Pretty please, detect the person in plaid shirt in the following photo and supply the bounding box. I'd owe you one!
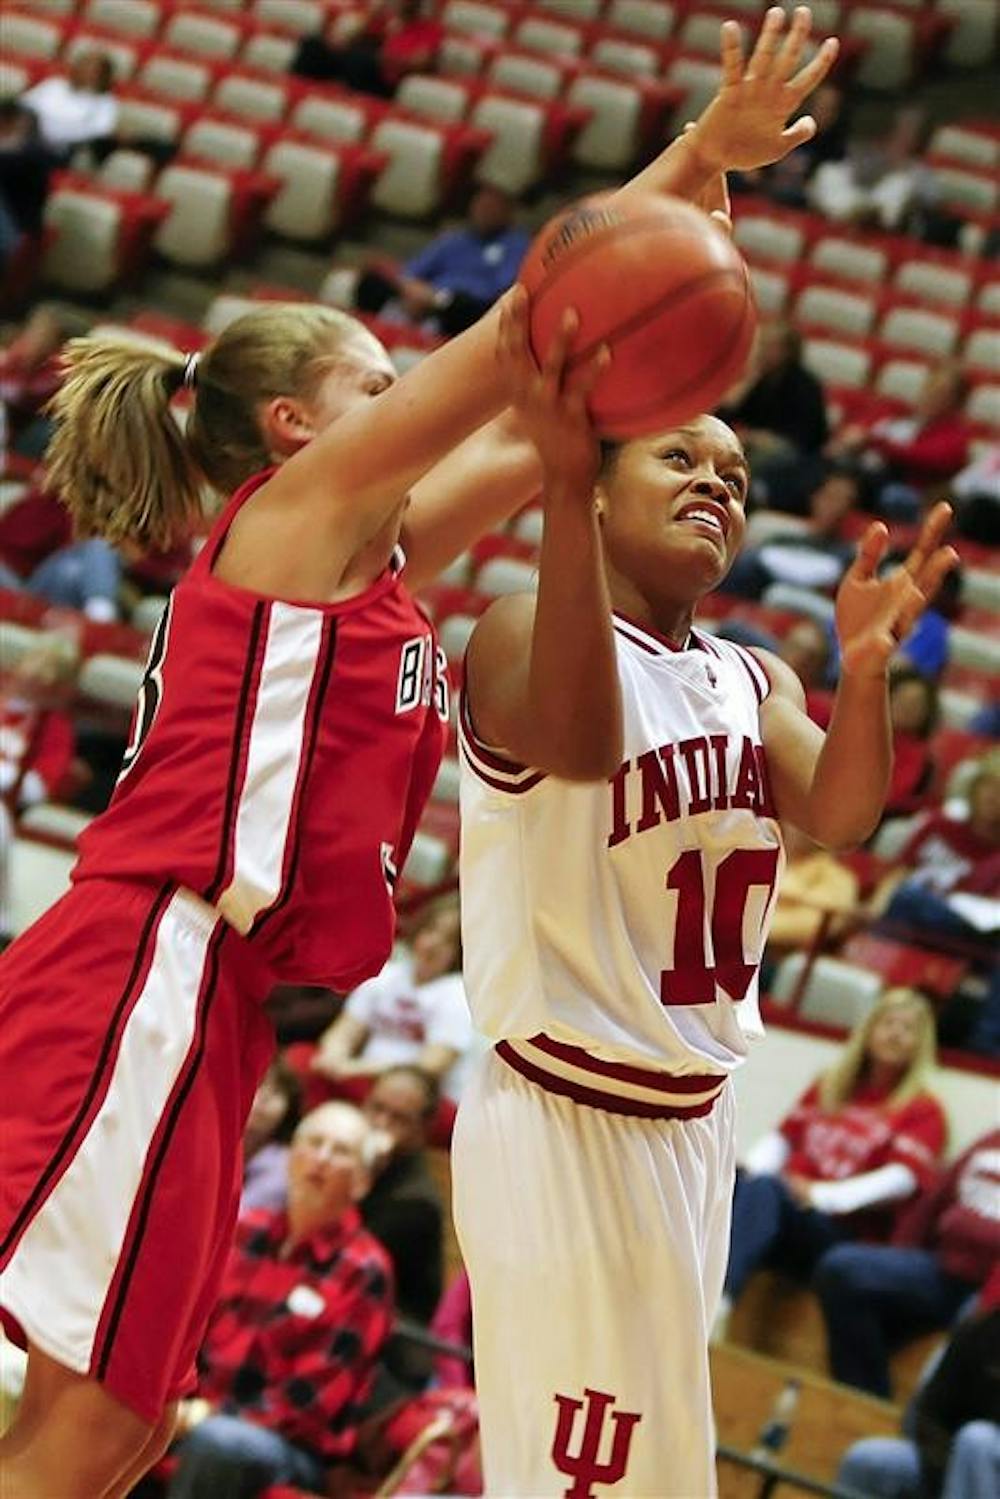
[166,1102,393,1499]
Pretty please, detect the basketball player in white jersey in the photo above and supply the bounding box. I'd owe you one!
[452,291,957,1496]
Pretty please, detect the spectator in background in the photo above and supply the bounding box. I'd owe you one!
[0,100,52,271]
[950,443,999,548]
[361,1065,444,1334]
[0,634,80,949]
[884,667,939,820]
[21,50,118,158]
[1,306,74,463]
[354,185,530,336]
[828,361,972,519]
[240,1055,302,1215]
[0,477,122,622]
[430,1270,474,1390]
[293,0,442,99]
[718,322,828,504]
[310,897,472,1106]
[717,989,946,1336]
[165,1103,392,1499]
[734,82,850,207]
[762,822,859,985]
[720,466,861,600]
[894,562,962,681]
[778,615,836,725]
[808,107,934,233]
[814,1128,1000,1398]
[836,1278,1000,1499]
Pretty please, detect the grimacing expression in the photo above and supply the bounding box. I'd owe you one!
[598,415,749,596]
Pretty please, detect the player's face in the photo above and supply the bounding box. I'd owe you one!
[865,1004,922,1072]
[598,415,749,596]
[306,333,398,433]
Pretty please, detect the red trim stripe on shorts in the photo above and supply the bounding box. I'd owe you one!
[496,1035,727,1120]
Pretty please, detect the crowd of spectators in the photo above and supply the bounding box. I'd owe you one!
[1,6,998,1494]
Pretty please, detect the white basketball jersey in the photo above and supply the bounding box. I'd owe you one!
[459,614,784,1083]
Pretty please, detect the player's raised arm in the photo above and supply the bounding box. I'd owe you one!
[399,6,839,586]
[754,504,959,849]
[465,293,621,783]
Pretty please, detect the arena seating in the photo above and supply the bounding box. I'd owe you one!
[2,6,998,1481]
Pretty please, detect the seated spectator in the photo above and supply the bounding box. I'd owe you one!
[763,823,859,980]
[718,988,946,1333]
[720,467,860,600]
[165,1103,393,1499]
[837,1276,1000,1499]
[950,443,999,548]
[240,1055,302,1216]
[0,101,52,271]
[0,480,122,621]
[354,185,530,336]
[893,563,962,681]
[814,1128,1000,1398]
[874,753,1000,936]
[20,50,118,159]
[828,362,972,518]
[733,82,849,208]
[808,108,935,233]
[884,667,939,820]
[429,1270,474,1390]
[777,615,835,726]
[0,634,80,816]
[293,0,442,99]
[310,897,472,1105]
[361,1065,444,1334]
[1,307,73,462]
[717,322,828,507]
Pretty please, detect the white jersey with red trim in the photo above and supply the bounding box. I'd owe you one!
[458,614,784,1089]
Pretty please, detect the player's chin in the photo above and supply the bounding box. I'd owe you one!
[665,533,732,590]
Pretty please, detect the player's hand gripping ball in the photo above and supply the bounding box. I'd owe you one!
[519,190,757,440]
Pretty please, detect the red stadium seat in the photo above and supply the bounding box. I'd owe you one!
[212,64,296,122]
[135,47,224,103]
[261,133,387,240]
[153,159,280,266]
[839,933,969,1001]
[367,110,492,218]
[80,0,165,42]
[568,68,680,172]
[43,174,170,293]
[182,112,282,171]
[605,0,678,42]
[1,8,70,61]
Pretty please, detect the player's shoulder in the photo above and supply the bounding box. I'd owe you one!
[748,646,806,710]
[465,592,537,679]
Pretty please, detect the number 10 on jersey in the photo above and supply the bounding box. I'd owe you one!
[662,847,781,1006]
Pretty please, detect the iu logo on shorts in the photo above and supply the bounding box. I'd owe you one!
[551,1387,642,1498]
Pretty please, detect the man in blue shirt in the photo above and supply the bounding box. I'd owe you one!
[356,185,530,335]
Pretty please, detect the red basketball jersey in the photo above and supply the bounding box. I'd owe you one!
[74,472,448,990]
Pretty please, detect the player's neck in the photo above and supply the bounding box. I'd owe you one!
[606,574,695,650]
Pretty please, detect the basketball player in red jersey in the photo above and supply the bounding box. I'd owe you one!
[454,311,957,1494]
[0,10,839,1497]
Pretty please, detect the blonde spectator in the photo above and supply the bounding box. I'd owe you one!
[718,988,947,1332]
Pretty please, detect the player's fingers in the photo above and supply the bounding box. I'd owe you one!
[775,4,812,80]
[780,117,817,156]
[746,7,786,79]
[912,545,960,605]
[848,520,889,580]
[710,210,734,237]
[541,307,580,393]
[904,500,954,575]
[788,36,840,101]
[568,344,611,402]
[497,285,534,378]
[719,19,745,85]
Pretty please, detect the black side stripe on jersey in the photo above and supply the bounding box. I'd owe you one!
[0,882,174,1267]
[93,920,226,1382]
[204,601,268,907]
[252,616,338,937]
[730,642,771,705]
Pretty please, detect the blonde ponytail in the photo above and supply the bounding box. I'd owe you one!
[46,337,205,552]
[46,302,370,551]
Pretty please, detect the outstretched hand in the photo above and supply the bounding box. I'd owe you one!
[496,287,608,500]
[690,5,840,173]
[835,503,959,678]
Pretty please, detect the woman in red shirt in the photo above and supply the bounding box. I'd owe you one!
[719,987,946,1325]
[884,666,938,819]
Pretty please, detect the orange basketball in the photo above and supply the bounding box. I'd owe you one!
[519,191,757,440]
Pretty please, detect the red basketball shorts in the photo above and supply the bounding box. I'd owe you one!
[0,878,276,1424]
